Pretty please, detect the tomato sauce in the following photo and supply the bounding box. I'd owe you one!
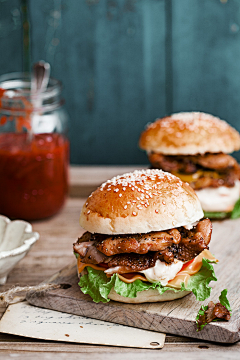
[0,132,69,220]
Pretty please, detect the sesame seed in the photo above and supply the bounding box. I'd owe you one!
[124,205,127,209]
[155,209,159,213]
[132,212,137,216]
[162,201,166,205]
[87,210,90,215]
[119,194,122,197]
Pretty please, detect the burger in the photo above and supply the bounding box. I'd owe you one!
[73,169,217,303]
[139,112,240,219]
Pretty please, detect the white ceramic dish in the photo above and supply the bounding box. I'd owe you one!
[0,215,39,285]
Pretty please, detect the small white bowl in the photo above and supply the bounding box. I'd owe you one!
[0,215,39,285]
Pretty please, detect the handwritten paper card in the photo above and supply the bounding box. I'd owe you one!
[0,302,165,349]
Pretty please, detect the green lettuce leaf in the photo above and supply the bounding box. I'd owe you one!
[79,267,182,303]
[230,198,240,219]
[203,197,240,220]
[196,305,209,331]
[195,289,231,331]
[79,257,217,303]
[219,289,232,313]
[74,252,79,259]
[203,211,230,219]
[181,258,217,301]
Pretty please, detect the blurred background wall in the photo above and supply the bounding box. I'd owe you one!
[1,0,240,164]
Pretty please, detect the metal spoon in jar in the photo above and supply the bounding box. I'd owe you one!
[31,61,51,134]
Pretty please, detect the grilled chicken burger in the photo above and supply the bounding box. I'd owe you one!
[139,112,240,218]
[73,169,217,303]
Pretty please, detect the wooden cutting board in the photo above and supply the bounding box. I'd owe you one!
[26,218,240,344]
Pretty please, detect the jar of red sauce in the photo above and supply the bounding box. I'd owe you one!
[0,73,69,220]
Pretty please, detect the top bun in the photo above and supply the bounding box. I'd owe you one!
[79,169,203,235]
[139,112,240,155]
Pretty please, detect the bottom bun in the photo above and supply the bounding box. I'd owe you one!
[79,268,191,303]
[108,288,191,303]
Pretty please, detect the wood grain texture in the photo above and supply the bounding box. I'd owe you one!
[69,165,147,197]
[0,166,240,355]
[0,0,23,76]
[171,0,240,162]
[28,0,166,165]
[27,217,240,344]
[0,349,239,360]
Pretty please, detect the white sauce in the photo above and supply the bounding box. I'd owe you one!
[141,259,183,286]
[183,221,199,230]
[195,181,240,212]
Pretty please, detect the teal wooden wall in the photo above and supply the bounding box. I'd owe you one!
[1,0,240,164]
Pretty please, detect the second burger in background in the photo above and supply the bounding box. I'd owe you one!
[139,112,240,219]
[73,169,217,304]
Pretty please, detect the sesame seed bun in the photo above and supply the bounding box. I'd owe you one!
[79,169,204,235]
[139,112,240,155]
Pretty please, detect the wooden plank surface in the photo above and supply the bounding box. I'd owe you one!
[0,166,240,357]
[26,218,240,344]
[69,165,147,197]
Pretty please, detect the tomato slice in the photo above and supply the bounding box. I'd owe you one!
[98,262,109,269]
[179,258,194,272]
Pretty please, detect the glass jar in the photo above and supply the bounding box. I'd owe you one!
[0,72,69,220]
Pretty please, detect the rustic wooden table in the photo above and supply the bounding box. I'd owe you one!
[0,166,239,359]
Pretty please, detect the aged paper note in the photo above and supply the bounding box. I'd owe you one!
[0,302,165,349]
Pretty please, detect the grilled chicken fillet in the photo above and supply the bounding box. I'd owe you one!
[73,219,212,272]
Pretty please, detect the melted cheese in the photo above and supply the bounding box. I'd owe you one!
[77,249,217,286]
[172,170,221,183]
[77,257,106,275]
[118,273,148,283]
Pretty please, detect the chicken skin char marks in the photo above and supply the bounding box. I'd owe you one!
[73,219,212,270]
